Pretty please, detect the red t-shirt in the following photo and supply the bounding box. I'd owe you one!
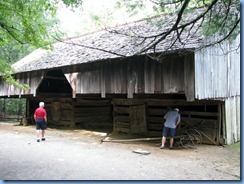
[34,107,47,119]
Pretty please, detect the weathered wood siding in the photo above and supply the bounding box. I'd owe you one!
[63,53,195,100]
[195,35,240,145]
[225,96,240,144]
[27,97,112,129]
[195,35,240,99]
[0,53,195,100]
[27,98,73,127]
[48,98,73,127]
[0,71,44,97]
[73,98,112,129]
[112,98,223,144]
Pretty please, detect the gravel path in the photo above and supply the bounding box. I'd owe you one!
[0,122,240,180]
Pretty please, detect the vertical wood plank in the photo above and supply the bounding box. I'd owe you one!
[184,54,195,101]
[130,104,147,134]
[127,58,136,98]
[137,57,144,93]
[101,63,106,98]
[154,61,162,93]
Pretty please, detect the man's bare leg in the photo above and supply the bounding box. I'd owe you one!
[160,136,166,148]
[36,130,41,142]
[170,137,174,148]
[41,130,45,141]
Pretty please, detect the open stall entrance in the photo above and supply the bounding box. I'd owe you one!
[112,97,224,145]
[36,69,72,96]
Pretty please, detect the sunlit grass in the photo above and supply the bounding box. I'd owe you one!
[227,141,240,150]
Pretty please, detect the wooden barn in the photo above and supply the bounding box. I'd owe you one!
[0,15,240,145]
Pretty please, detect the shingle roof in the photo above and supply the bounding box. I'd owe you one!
[12,9,205,73]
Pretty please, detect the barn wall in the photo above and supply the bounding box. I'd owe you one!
[27,98,73,128]
[27,97,112,129]
[0,53,195,100]
[195,35,240,145]
[0,71,44,97]
[112,98,223,145]
[73,98,112,129]
[25,96,224,145]
[195,35,240,99]
[225,96,240,144]
[63,53,195,100]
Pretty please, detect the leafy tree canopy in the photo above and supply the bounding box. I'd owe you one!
[115,0,240,54]
[0,0,82,89]
[0,0,82,48]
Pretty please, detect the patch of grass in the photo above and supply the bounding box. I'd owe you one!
[227,142,240,150]
[1,119,19,123]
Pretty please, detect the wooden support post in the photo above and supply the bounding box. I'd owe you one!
[71,99,75,128]
[217,104,221,145]
[101,64,106,98]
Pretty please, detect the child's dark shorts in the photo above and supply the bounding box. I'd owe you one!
[36,119,47,130]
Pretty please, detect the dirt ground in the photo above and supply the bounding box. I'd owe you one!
[0,121,240,180]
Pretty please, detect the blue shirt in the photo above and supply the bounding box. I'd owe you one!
[164,110,181,129]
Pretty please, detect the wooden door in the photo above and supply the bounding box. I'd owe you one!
[52,101,61,121]
[130,104,147,134]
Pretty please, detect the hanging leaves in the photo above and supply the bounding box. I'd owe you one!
[0,0,82,88]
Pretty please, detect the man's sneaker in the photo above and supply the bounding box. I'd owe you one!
[37,139,40,142]
[41,138,45,141]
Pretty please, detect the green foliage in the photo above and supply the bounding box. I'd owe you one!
[0,40,36,65]
[90,14,102,26]
[115,0,145,16]
[0,0,82,88]
[201,0,240,42]
[228,141,240,149]
[0,98,26,116]
[0,0,82,49]
[116,0,240,43]
[0,0,54,48]
[62,0,83,8]
[0,59,29,90]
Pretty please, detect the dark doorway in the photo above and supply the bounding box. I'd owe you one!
[36,69,72,94]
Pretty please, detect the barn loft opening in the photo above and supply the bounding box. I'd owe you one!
[36,69,72,94]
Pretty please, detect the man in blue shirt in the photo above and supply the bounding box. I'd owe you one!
[160,108,181,149]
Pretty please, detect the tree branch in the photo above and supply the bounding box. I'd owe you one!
[201,18,240,48]
[137,0,191,54]
[123,0,219,55]
[0,22,25,44]
[53,36,126,57]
